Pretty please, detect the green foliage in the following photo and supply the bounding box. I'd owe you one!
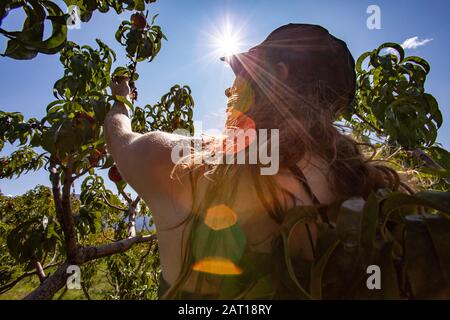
[313,190,450,299]
[0,111,41,152]
[0,0,158,60]
[6,216,60,267]
[105,242,160,300]
[33,39,115,166]
[227,190,450,299]
[0,0,67,59]
[78,174,124,236]
[0,186,61,280]
[133,85,195,134]
[343,42,450,190]
[346,42,442,149]
[115,12,166,62]
[63,0,157,22]
[53,39,115,100]
[0,146,46,179]
[0,0,195,299]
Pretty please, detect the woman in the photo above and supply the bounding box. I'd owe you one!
[106,24,400,299]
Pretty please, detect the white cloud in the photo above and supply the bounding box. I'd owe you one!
[381,36,433,56]
[401,36,433,50]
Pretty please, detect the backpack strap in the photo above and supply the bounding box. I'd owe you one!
[289,165,333,227]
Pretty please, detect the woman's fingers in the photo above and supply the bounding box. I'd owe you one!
[110,76,131,96]
[111,75,130,85]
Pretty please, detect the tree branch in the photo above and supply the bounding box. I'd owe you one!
[49,160,64,228]
[24,262,71,300]
[72,164,96,180]
[81,283,92,300]
[32,254,46,283]
[135,240,154,272]
[59,158,80,262]
[127,196,140,237]
[353,111,384,135]
[23,233,157,300]
[120,190,133,204]
[80,234,156,262]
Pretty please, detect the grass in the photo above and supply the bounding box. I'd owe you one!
[0,262,114,300]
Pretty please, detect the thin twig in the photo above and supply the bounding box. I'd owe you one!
[0,262,61,295]
[120,190,133,204]
[135,240,154,272]
[354,111,384,135]
[72,164,96,180]
[101,192,127,212]
[102,229,116,242]
[81,283,92,300]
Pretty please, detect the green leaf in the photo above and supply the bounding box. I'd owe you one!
[404,215,449,297]
[112,66,128,76]
[46,99,66,113]
[427,146,450,170]
[381,192,450,230]
[360,192,379,256]
[34,1,68,54]
[134,0,145,11]
[377,42,405,62]
[376,242,401,298]
[403,56,431,74]
[414,190,450,212]
[419,167,450,179]
[3,39,38,60]
[310,240,340,299]
[115,179,127,193]
[112,95,134,110]
[423,216,450,284]
[281,232,312,299]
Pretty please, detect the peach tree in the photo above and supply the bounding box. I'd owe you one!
[0,1,193,299]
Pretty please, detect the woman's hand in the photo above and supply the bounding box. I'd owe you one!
[110,76,131,99]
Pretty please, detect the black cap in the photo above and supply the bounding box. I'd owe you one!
[221,23,356,104]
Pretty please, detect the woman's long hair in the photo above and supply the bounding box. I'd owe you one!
[162,45,402,299]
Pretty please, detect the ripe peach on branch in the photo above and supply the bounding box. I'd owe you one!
[131,13,147,29]
[108,164,123,183]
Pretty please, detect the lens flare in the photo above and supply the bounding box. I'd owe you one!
[193,257,243,275]
[204,204,238,231]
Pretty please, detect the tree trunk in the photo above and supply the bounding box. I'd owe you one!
[24,262,71,300]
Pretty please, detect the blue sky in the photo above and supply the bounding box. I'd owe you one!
[1,0,449,196]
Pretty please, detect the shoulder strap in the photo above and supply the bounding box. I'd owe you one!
[289,165,321,205]
[288,165,332,224]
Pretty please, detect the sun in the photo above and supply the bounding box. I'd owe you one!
[209,17,245,59]
[215,31,241,58]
